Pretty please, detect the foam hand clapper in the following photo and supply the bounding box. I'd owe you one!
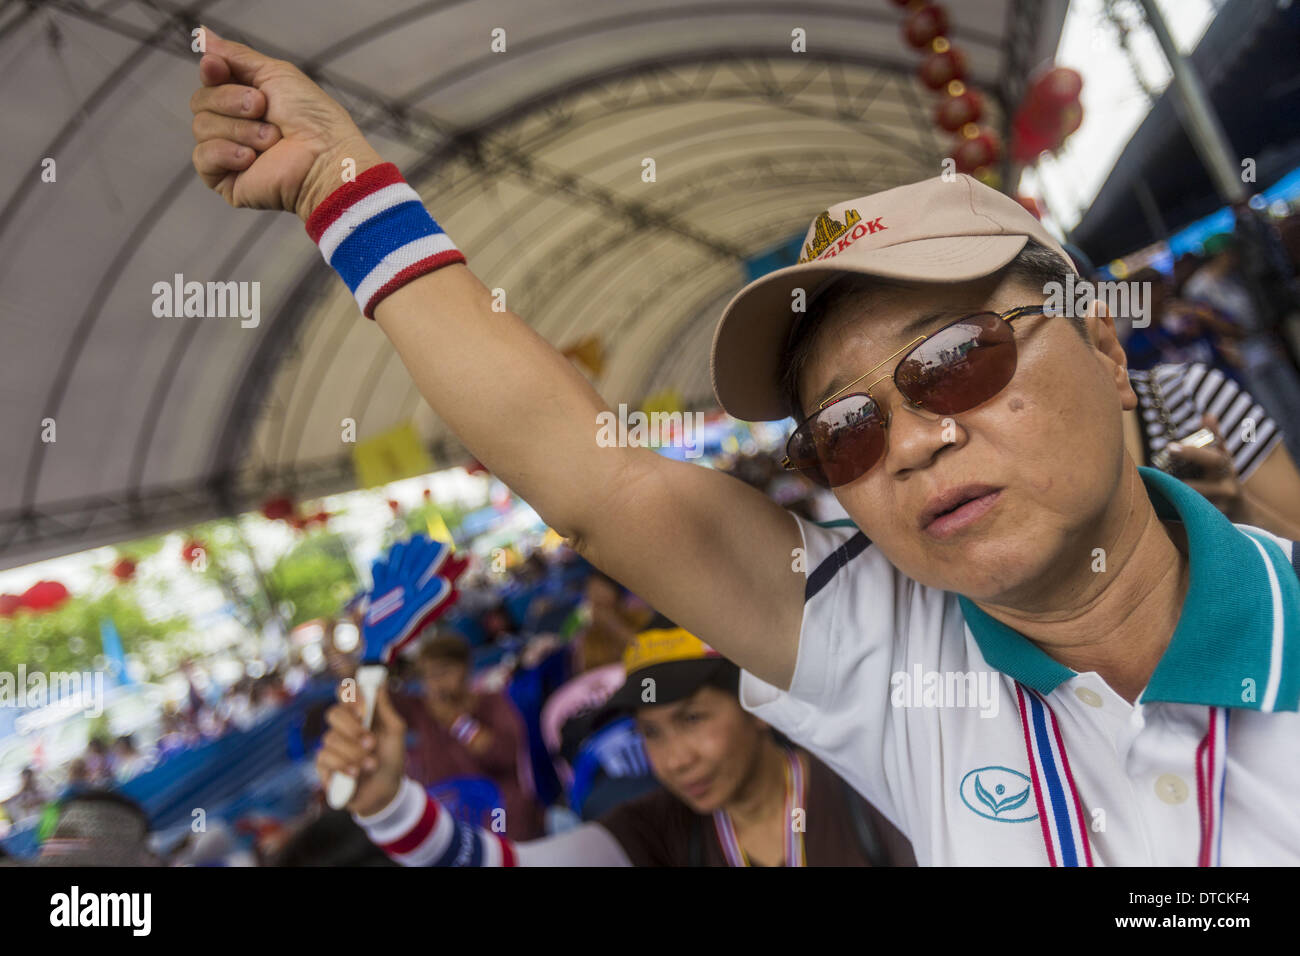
[327,534,469,809]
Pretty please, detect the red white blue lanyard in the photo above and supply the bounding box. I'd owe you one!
[1014,684,1228,866]
[713,748,806,867]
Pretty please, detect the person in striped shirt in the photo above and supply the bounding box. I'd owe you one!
[1124,360,1300,540]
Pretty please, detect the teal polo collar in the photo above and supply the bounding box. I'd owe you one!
[959,466,1300,712]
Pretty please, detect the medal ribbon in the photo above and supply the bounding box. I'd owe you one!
[713,748,806,867]
[1016,684,1228,866]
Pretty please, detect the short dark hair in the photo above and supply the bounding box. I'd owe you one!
[777,238,1082,421]
[55,788,151,835]
[417,630,470,667]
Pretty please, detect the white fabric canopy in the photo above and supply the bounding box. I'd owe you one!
[0,0,1066,568]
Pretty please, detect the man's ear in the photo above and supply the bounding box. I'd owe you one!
[1088,300,1139,412]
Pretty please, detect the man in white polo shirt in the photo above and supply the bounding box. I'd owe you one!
[738,468,1298,865]
[187,34,1299,865]
[709,183,1300,867]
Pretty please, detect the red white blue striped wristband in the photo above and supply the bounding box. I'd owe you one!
[450,714,482,745]
[305,162,465,319]
[355,777,517,867]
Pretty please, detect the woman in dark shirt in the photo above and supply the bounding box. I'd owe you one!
[323,620,915,867]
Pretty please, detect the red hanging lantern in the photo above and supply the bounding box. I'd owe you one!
[1010,110,1055,164]
[903,4,949,49]
[1011,65,1085,161]
[1030,67,1083,111]
[111,557,137,582]
[260,496,295,522]
[918,46,966,90]
[20,580,70,612]
[182,539,205,566]
[952,127,1003,174]
[935,88,983,132]
[0,593,22,617]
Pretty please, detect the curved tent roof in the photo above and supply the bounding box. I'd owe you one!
[0,0,1066,569]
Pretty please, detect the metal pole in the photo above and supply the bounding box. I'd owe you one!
[1135,0,1246,203]
[1133,177,1169,244]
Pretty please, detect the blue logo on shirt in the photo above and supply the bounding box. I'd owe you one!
[960,767,1038,822]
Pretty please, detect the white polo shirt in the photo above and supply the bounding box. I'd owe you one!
[740,466,1300,866]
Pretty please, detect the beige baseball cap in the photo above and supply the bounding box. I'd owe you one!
[709,173,1076,422]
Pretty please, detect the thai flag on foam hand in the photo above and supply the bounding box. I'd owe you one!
[1015,684,1094,867]
[362,535,470,666]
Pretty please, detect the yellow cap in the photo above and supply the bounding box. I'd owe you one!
[622,627,719,676]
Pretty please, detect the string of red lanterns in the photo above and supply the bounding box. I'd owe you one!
[886,1,1084,184]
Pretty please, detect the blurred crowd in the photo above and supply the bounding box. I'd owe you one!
[0,664,306,836]
[4,203,1300,867]
[1112,204,1300,463]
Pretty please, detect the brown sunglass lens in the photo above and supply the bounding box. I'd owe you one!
[787,394,887,488]
[896,312,1016,415]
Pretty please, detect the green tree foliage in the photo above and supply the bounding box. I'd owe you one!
[265,530,360,629]
[0,587,186,675]
[179,517,361,632]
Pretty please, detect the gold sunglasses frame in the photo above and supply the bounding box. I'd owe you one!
[780,304,1048,474]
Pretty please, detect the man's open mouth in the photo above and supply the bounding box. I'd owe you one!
[920,485,1003,539]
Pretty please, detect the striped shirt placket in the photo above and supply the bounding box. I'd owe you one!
[1016,684,1231,867]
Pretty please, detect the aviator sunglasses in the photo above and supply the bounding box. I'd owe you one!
[782,305,1049,487]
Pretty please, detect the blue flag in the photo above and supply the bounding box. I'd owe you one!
[99,617,132,686]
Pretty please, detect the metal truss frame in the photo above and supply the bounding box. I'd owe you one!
[0,0,1032,568]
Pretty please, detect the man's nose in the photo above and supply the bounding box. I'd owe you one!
[878,388,963,477]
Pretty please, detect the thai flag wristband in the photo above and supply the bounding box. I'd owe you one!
[355,777,517,867]
[450,714,482,745]
[305,162,465,319]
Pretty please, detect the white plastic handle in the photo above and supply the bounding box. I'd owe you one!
[327,664,388,810]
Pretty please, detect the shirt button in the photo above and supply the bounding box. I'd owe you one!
[1155,774,1189,805]
[1074,687,1103,708]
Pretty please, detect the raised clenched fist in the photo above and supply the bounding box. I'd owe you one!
[188,27,381,220]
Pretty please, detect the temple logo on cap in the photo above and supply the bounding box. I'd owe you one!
[801,207,862,262]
